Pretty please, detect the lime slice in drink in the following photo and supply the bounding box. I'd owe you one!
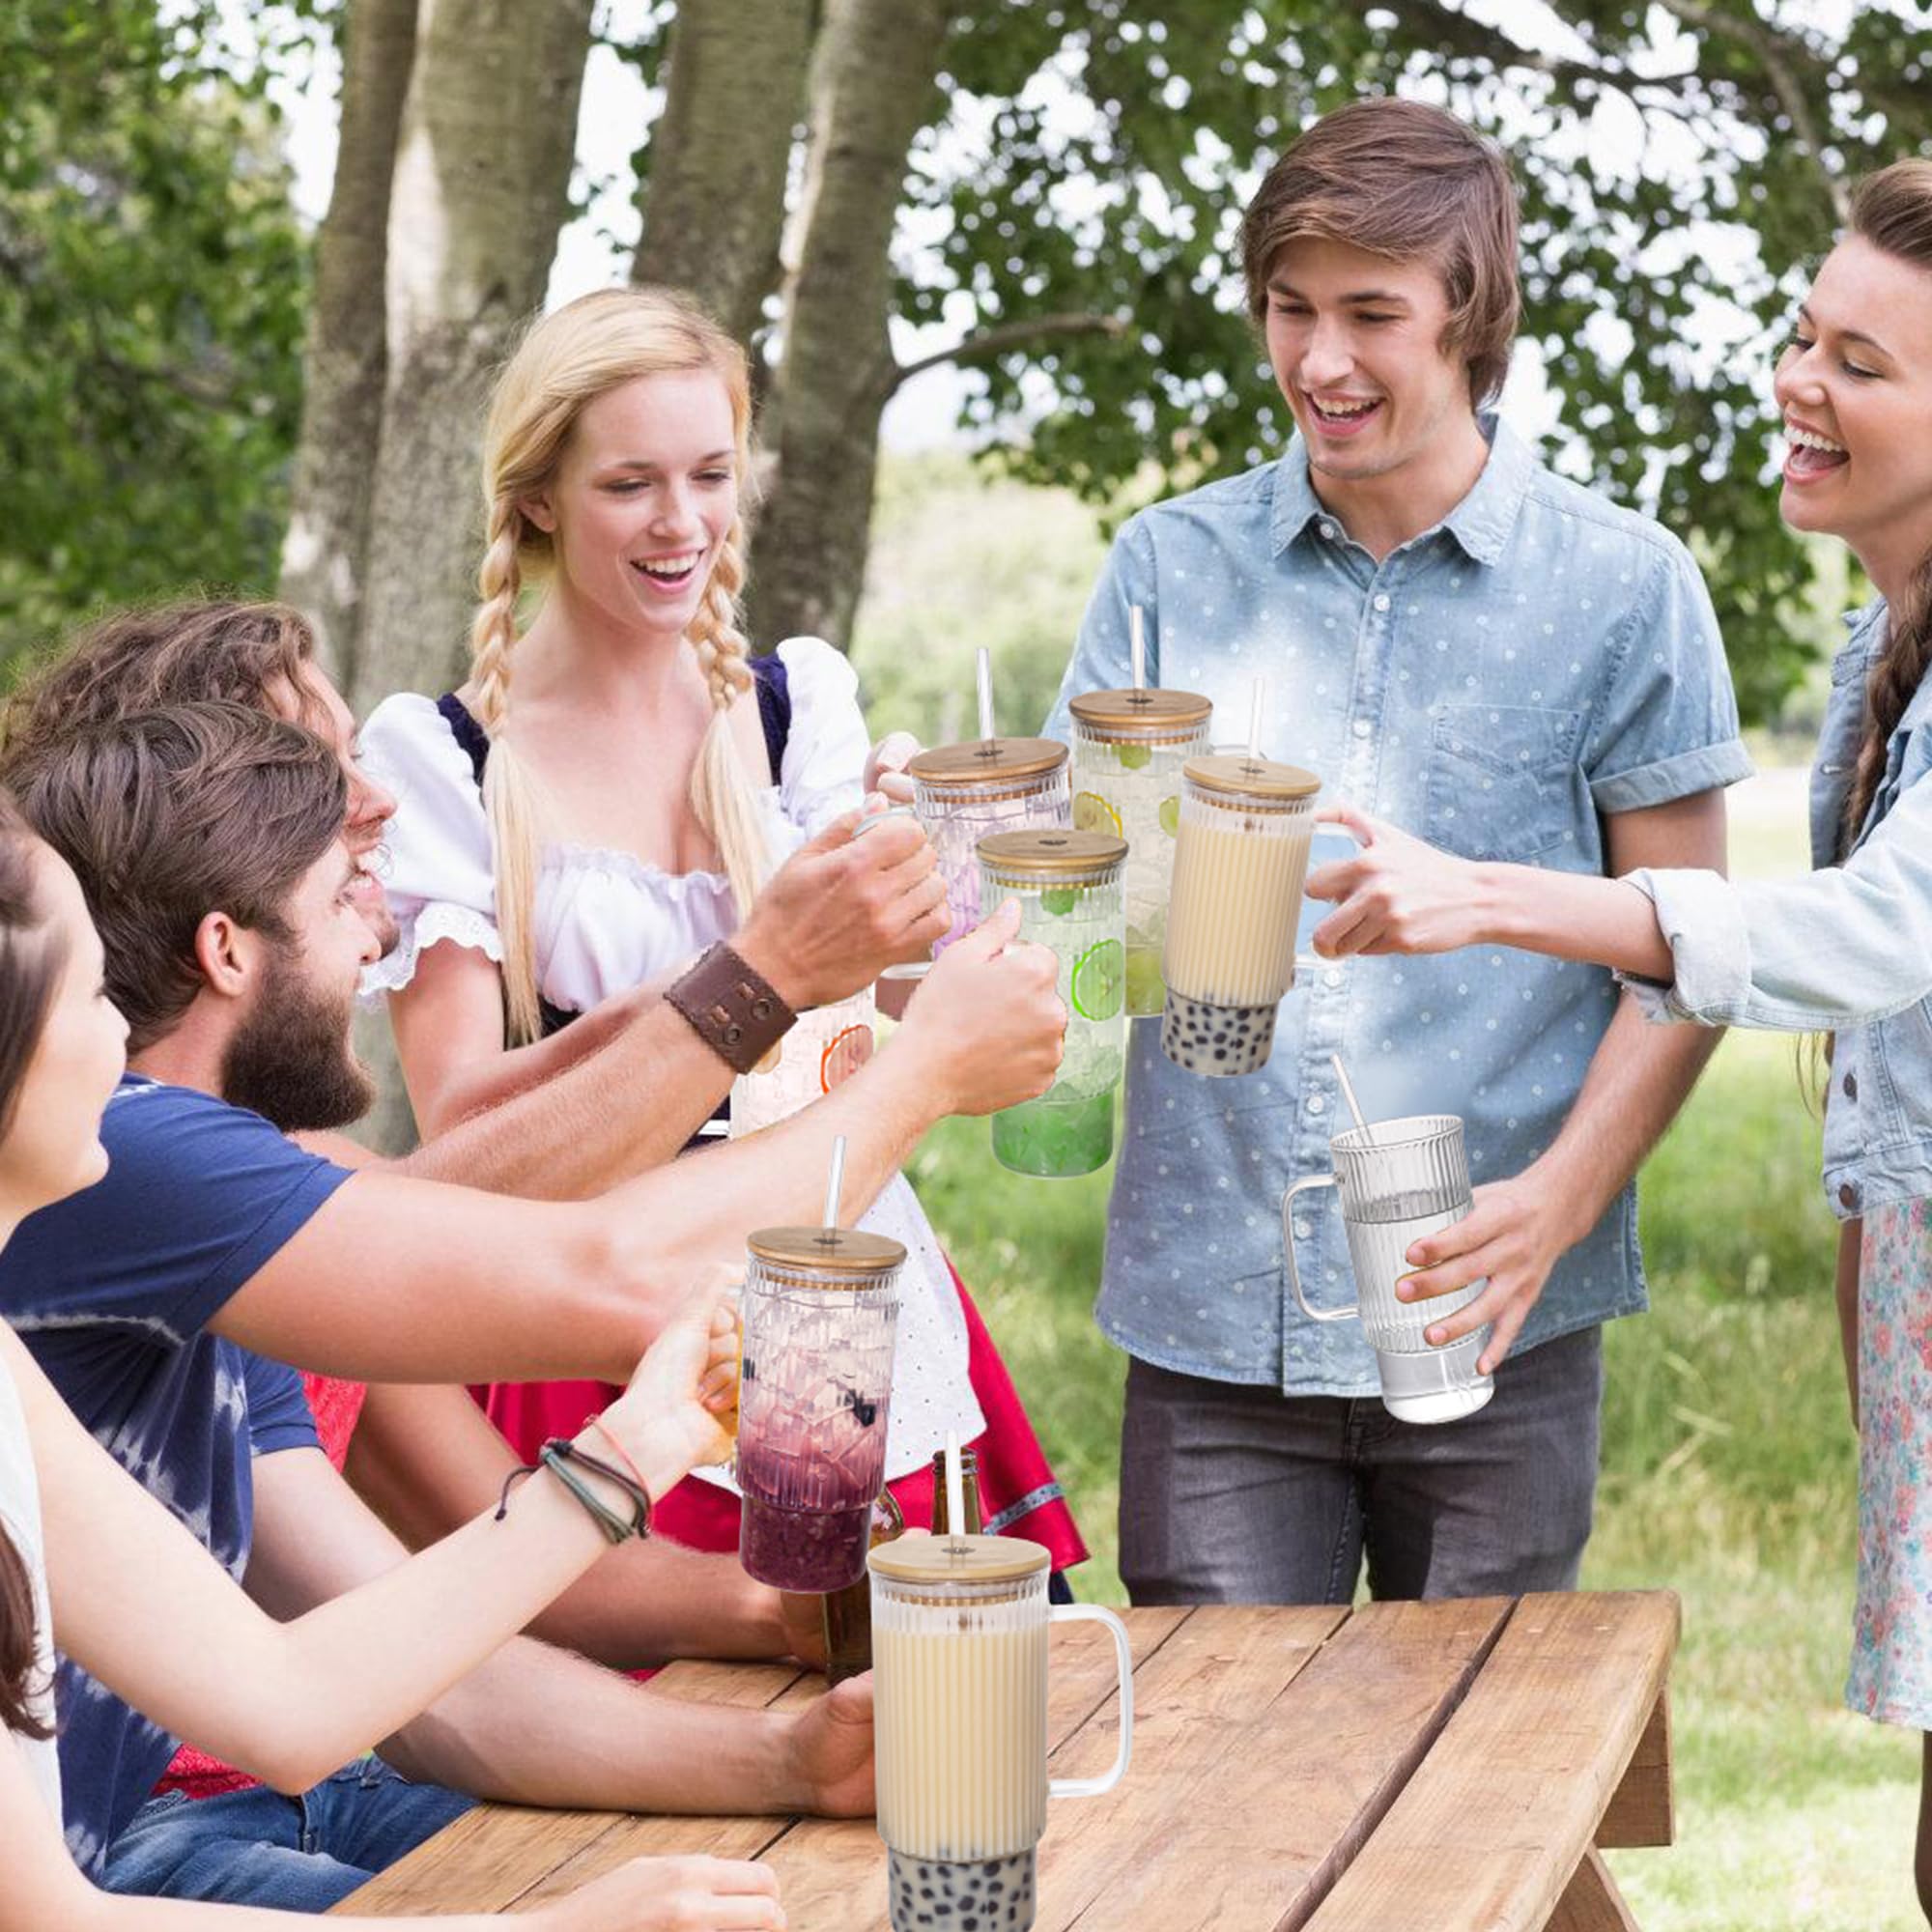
[1115,741,1151,771]
[1123,947,1165,1012]
[1040,887,1079,916]
[1071,938,1126,1021]
[1073,790,1122,836]
[1157,794,1180,837]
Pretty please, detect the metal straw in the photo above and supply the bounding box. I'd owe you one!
[822,1134,847,1232]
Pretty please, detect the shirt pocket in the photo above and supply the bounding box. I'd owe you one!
[1424,703,1585,864]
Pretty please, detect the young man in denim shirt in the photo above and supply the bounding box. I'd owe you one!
[1045,97,1751,1605]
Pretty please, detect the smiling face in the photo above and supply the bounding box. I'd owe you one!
[1776,234,1932,595]
[1264,237,1481,483]
[525,369,741,647]
[3,847,128,1216]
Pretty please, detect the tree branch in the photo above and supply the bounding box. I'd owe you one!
[1657,0,1851,221]
[892,311,1128,389]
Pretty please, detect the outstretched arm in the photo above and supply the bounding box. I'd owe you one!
[1311,792,1728,1369]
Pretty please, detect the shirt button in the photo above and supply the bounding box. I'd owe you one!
[1843,1071,1858,1101]
[1293,1219,1312,1240]
[1373,593,1392,612]
[1351,719,1371,739]
[1307,1094,1326,1116]
[1319,521,1337,540]
[1838,1181,1860,1210]
[1322,969,1344,989]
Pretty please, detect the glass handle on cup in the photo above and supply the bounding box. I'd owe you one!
[1291,820,1369,979]
[1282,1174,1357,1322]
[1046,1605,1133,1799]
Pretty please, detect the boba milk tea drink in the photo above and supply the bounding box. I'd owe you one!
[910,738,1071,952]
[871,1533,1133,1931]
[736,1226,906,1590]
[1067,686,1211,1015]
[1282,1114,1494,1423]
[1160,754,1321,1075]
[976,829,1128,1178]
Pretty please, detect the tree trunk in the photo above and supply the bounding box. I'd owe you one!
[350,0,594,1152]
[748,0,951,650]
[632,0,811,347]
[349,0,594,718]
[277,0,419,690]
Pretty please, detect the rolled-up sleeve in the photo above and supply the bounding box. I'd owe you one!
[1585,536,1754,814]
[1624,760,1932,1029]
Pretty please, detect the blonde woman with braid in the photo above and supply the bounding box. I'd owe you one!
[1303,161,1932,1918]
[362,289,1087,1576]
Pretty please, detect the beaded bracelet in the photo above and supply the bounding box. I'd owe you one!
[495,1435,654,1545]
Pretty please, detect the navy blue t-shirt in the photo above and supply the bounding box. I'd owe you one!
[0,1075,350,1872]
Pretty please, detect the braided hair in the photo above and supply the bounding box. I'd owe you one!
[1838,160,1932,857]
[466,289,772,1045]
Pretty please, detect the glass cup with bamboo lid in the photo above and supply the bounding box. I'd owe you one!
[1160,753,1322,1078]
[975,828,1127,1179]
[1067,686,1212,1016]
[870,1530,1133,1932]
[908,737,1071,953]
[735,1224,907,1592]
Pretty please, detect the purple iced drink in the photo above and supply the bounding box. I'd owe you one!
[739,1486,873,1592]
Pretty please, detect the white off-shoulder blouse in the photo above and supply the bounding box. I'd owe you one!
[359,637,983,1478]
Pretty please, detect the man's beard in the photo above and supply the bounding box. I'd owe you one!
[220,938,375,1133]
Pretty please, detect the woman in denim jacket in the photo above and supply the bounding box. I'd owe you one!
[1303,156,1932,1919]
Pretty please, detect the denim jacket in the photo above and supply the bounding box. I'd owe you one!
[1628,599,1932,1216]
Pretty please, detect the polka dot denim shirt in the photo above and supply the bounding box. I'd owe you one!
[1045,419,1751,1398]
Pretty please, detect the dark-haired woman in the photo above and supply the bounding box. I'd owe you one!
[0,797,782,1928]
[1301,158,1932,1919]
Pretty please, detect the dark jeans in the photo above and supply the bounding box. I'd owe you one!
[1118,1326,1603,1605]
[100,1757,473,1912]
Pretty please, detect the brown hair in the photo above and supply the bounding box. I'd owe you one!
[0,788,63,1739]
[1839,159,1932,854]
[4,703,347,1054]
[1241,97,1521,409]
[1,600,325,767]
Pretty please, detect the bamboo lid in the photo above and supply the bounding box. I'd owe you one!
[1182,753,1321,804]
[869,1530,1051,1586]
[1068,687,1212,735]
[908,737,1069,788]
[746,1227,907,1276]
[976,829,1128,878]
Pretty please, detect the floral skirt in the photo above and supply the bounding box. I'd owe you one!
[1847,1195,1932,1729]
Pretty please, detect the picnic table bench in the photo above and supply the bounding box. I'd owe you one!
[334,1590,1677,1930]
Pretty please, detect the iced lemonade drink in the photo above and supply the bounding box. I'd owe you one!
[909,738,1070,952]
[736,1226,906,1591]
[976,829,1128,1178]
[1161,754,1321,1077]
[1067,686,1211,1015]
[871,1534,1133,1932]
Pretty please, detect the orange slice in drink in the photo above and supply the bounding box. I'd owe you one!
[1073,790,1122,836]
[820,1023,874,1093]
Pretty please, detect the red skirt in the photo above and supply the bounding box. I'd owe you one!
[474,1259,1087,1571]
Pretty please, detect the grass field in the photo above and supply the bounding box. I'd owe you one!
[905,764,1923,1930]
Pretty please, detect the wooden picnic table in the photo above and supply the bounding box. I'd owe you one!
[334,1590,1676,1930]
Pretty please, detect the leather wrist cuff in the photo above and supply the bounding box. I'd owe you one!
[665,941,795,1074]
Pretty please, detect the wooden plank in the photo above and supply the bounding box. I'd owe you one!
[1594,1691,1672,1850]
[745,1605,1194,1931]
[1043,1599,1512,1932]
[329,1659,809,1916]
[1545,1849,1641,1932]
[1303,1591,1679,1932]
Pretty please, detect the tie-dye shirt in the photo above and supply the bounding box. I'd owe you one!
[0,1076,345,1873]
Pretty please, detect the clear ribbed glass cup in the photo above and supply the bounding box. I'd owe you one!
[977,829,1127,1178]
[1160,755,1321,1078]
[735,1228,906,1590]
[870,1533,1132,1932]
[1067,687,1211,1015]
[1281,1114,1494,1424]
[910,738,1071,952]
